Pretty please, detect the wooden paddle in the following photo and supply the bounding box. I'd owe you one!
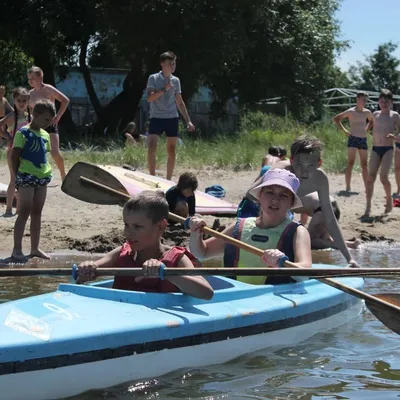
[1,267,400,279]
[61,162,400,335]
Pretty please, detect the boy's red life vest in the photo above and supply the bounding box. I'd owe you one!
[113,243,198,292]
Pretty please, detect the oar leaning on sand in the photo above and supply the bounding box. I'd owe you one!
[59,162,400,335]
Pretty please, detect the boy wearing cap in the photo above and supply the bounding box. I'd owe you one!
[260,135,360,268]
[189,169,312,285]
[364,89,400,217]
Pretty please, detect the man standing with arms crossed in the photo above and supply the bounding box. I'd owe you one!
[28,66,70,181]
[146,51,195,181]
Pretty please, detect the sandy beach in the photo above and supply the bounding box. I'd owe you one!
[0,162,398,259]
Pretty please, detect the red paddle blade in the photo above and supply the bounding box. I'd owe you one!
[365,293,400,335]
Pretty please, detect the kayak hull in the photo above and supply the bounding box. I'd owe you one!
[0,267,364,400]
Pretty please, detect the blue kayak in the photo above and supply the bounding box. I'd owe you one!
[0,265,364,400]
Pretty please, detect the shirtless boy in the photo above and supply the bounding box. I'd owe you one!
[364,89,400,217]
[248,135,360,267]
[28,66,70,180]
[0,86,13,137]
[333,92,372,193]
[300,192,361,250]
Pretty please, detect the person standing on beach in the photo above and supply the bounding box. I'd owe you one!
[332,92,373,194]
[28,66,70,181]
[146,51,195,181]
[364,89,400,218]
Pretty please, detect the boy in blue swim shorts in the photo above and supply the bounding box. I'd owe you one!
[333,92,373,193]
[364,89,400,217]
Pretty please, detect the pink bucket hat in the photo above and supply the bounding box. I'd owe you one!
[248,169,302,209]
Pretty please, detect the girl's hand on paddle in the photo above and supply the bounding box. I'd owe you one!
[77,262,97,283]
[136,259,162,282]
[189,216,206,233]
[348,259,360,268]
[261,249,286,268]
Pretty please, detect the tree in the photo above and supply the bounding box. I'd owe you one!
[348,42,400,93]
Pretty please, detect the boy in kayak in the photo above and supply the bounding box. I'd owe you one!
[263,135,360,268]
[77,190,213,300]
[165,172,198,217]
[189,169,312,285]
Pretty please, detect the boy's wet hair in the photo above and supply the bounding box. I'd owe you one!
[177,172,198,192]
[290,135,323,159]
[160,51,176,62]
[32,99,56,117]
[356,91,368,99]
[28,66,44,77]
[268,146,280,157]
[379,88,393,100]
[278,146,287,157]
[124,121,136,132]
[123,190,169,223]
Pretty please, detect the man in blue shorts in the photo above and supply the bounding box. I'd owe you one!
[333,92,373,194]
[146,51,195,180]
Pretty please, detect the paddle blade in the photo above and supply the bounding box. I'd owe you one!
[365,293,400,335]
[62,162,129,205]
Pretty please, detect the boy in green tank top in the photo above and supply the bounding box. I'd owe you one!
[189,169,312,285]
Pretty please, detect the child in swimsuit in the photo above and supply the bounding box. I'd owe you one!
[364,89,400,217]
[11,100,55,261]
[0,87,31,217]
[77,190,213,300]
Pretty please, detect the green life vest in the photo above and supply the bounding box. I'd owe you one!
[223,217,299,285]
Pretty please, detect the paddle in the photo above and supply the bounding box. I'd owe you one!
[2,267,400,279]
[61,162,400,335]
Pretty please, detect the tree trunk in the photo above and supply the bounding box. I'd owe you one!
[79,38,102,117]
[32,50,76,138]
[92,53,146,136]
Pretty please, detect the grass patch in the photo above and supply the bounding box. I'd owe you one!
[0,113,369,174]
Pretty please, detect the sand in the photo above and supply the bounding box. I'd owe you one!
[0,162,398,260]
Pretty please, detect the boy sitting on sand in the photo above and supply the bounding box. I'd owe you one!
[299,192,362,250]
[166,172,198,218]
[249,135,360,268]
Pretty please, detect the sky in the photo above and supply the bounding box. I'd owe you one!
[335,0,400,71]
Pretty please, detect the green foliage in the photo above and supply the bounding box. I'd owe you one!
[0,41,33,89]
[0,112,358,175]
[348,42,400,93]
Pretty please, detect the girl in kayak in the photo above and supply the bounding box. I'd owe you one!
[77,190,213,300]
[189,169,312,285]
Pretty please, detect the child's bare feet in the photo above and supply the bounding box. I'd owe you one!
[30,249,51,259]
[11,250,28,262]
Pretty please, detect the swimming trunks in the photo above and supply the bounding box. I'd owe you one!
[372,146,393,159]
[313,201,340,221]
[396,143,400,150]
[347,135,367,150]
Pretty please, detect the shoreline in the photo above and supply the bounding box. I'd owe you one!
[1,162,399,260]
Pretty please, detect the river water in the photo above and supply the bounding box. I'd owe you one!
[0,243,399,399]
